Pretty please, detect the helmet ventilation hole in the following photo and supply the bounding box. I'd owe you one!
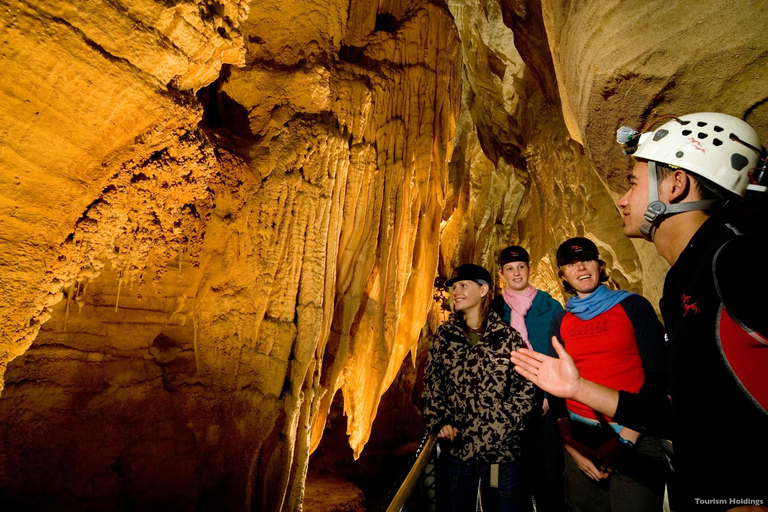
[697,121,707,127]
[698,132,708,139]
[676,151,684,158]
[682,129,692,136]
[731,153,749,170]
[713,139,723,146]
[714,125,724,132]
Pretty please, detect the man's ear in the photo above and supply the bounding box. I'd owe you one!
[665,169,692,203]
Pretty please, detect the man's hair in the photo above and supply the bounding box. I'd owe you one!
[655,162,722,203]
[558,259,609,295]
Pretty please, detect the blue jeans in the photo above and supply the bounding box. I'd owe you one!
[447,454,521,512]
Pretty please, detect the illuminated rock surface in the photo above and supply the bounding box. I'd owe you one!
[0,0,766,510]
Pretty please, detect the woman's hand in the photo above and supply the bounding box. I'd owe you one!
[510,337,581,399]
[595,437,623,471]
[564,442,610,481]
[438,424,459,442]
[596,428,640,471]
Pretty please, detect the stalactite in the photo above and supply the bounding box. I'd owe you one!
[63,283,74,331]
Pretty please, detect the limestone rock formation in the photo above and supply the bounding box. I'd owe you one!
[2,0,462,509]
[441,0,663,302]
[0,0,247,385]
[0,0,767,510]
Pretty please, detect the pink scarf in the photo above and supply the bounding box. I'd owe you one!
[502,285,537,349]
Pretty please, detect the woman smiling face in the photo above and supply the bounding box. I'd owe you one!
[500,261,530,293]
[452,279,488,313]
[561,259,602,298]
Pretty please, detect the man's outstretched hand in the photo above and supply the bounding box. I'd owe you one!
[511,337,621,418]
[510,337,581,399]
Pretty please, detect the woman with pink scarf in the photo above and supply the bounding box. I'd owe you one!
[491,246,566,512]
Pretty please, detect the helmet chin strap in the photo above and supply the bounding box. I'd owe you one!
[639,161,721,241]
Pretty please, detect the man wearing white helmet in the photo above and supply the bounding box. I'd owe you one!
[511,113,768,510]
[617,112,768,510]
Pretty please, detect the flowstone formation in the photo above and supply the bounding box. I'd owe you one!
[1,0,767,510]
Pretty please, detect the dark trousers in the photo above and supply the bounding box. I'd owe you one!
[564,422,668,512]
[446,454,521,512]
[520,412,567,512]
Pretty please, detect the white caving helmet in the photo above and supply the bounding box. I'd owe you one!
[617,112,767,240]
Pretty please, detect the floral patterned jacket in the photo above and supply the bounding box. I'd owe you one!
[422,310,536,463]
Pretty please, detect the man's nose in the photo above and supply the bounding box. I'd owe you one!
[618,190,629,208]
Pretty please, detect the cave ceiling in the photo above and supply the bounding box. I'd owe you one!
[0,0,767,509]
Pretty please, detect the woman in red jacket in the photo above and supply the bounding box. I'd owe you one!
[547,238,668,512]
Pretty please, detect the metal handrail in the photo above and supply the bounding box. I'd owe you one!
[385,433,438,512]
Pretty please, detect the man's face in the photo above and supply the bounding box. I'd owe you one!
[617,160,650,238]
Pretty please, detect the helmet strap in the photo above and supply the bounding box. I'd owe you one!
[639,161,721,241]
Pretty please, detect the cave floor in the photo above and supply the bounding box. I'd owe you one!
[303,470,366,512]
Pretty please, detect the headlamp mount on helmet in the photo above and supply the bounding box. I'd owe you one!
[616,126,640,155]
[617,115,683,156]
[750,159,768,192]
[741,136,768,193]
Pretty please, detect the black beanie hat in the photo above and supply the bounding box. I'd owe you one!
[498,245,530,266]
[556,237,600,266]
[444,264,493,287]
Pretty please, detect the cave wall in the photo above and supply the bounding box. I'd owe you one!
[0,0,247,387]
[542,0,768,187]
[440,0,662,301]
[1,0,767,510]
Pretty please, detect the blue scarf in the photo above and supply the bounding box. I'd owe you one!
[565,285,634,321]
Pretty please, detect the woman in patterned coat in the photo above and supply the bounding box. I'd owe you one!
[422,263,536,511]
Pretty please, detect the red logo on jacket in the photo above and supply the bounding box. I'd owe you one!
[681,294,701,316]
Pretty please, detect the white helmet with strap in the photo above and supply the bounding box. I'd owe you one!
[617,112,766,240]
